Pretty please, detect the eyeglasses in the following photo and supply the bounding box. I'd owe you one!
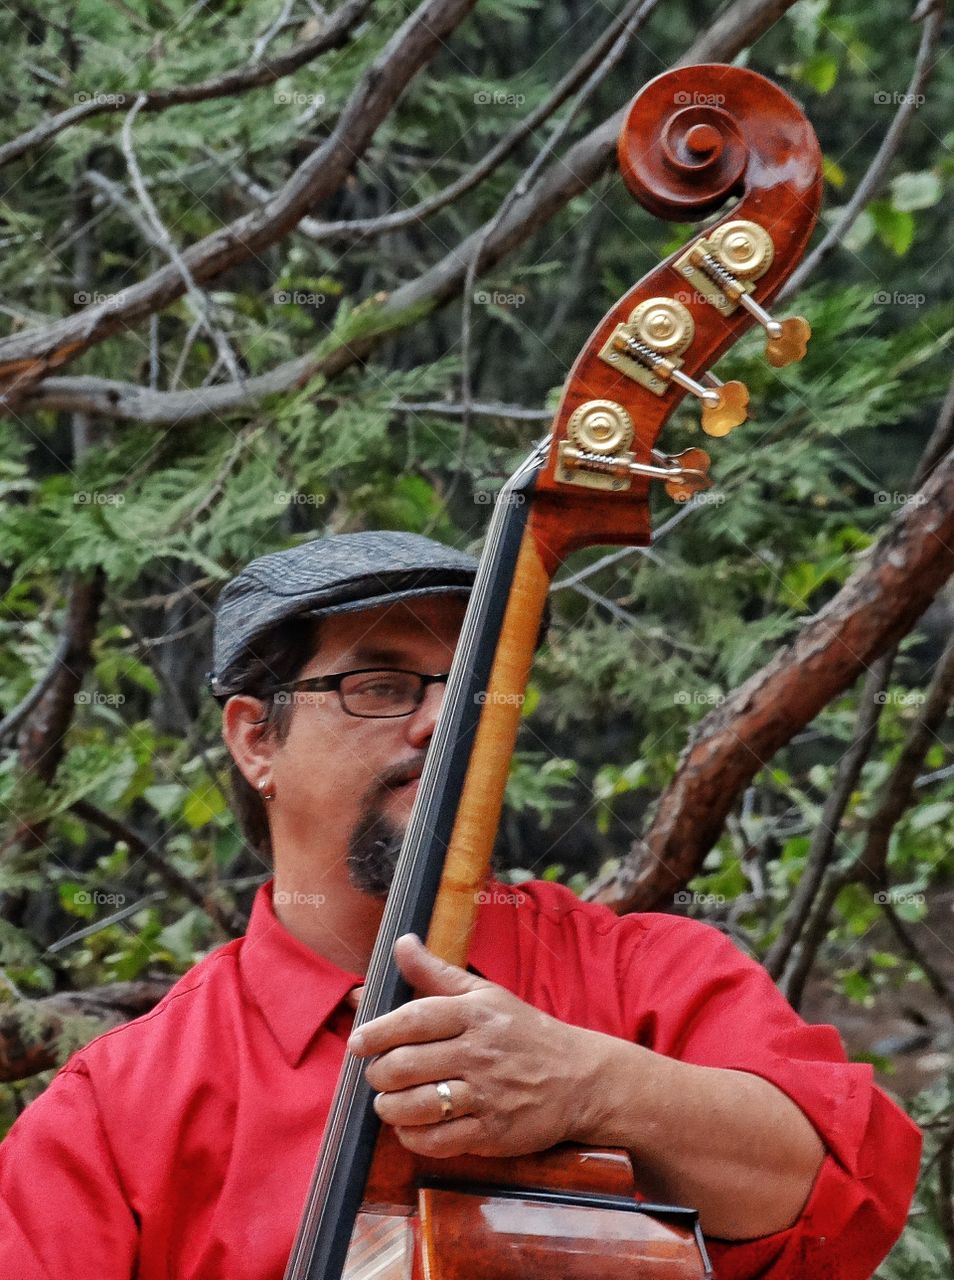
[266,668,451,719]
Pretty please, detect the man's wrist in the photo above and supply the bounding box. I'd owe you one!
[565,1028,675,1150]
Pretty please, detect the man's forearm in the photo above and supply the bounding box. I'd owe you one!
[572,1033,826,1240]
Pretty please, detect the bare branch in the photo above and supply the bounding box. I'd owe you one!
[119,97,245,384]
[855,630,954,887]
[762,657,891,979]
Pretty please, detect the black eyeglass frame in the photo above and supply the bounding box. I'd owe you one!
[262,667,451,718]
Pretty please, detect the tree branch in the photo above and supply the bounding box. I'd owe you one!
[587,431,954,913]
[780,0,945,303]
[0,0,480,407]
[235,0,659,248]
[13,0,803,425]
[0,0,373,170]
[69,799,246,939]
[762,656,891,979]
[0,979,175,1082]
[2,573,105,860]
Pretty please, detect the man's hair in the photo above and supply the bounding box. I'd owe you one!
[223,615,322,865]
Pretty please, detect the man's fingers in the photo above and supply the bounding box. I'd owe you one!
[373,1078,471,1128]
[364,1039,465,1092]
[348,993,467,1057]
[393,1115,484,1159]
[392,933,487,998]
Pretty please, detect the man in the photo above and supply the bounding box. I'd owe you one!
[0,530,921,1279]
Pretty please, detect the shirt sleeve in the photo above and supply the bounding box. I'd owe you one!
[0,1059,138,1280]
[621,916,922,1280]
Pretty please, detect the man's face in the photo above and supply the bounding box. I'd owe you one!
[256,594,467,897]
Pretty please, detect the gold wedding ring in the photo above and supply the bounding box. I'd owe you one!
[435,1080,454,1121]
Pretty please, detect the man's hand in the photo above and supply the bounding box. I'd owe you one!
[347,934,603,1159]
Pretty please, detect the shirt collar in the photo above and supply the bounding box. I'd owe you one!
[239,881,363,1068]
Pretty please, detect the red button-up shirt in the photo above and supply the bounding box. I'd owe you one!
[1,879,920,1278]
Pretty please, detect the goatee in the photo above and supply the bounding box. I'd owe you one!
[347,804,405,897]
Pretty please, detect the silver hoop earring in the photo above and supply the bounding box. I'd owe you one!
[258,778,276,802]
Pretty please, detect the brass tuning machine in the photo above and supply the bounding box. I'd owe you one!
[599,296,749,437]
[555,398,712,501]
[674,220,811,368]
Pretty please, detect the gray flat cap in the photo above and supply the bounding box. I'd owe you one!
[209,531,480,696]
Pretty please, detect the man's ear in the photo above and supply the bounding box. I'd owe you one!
[222,695,277,788]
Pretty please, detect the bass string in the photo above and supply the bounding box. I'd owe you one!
[292,450,545,1246]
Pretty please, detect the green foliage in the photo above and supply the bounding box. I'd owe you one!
[0,0,952,1266]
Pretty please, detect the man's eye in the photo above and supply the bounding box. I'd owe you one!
[355,676,404,697]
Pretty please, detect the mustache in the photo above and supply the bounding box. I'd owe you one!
[376,752,428,791]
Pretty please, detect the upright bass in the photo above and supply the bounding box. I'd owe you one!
[285,61,822,1280]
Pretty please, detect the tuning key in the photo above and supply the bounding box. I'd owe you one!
[607,327,749,437]
[654,447,712,503]
[699,372,750,437]
[731,294,810,367]
[675,219,812,368]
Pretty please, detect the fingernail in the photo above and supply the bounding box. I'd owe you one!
[349,1031,364,1053]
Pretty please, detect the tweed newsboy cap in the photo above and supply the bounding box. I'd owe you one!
[209,531,480,696]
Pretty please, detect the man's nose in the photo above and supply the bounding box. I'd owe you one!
[405,679,447,746]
